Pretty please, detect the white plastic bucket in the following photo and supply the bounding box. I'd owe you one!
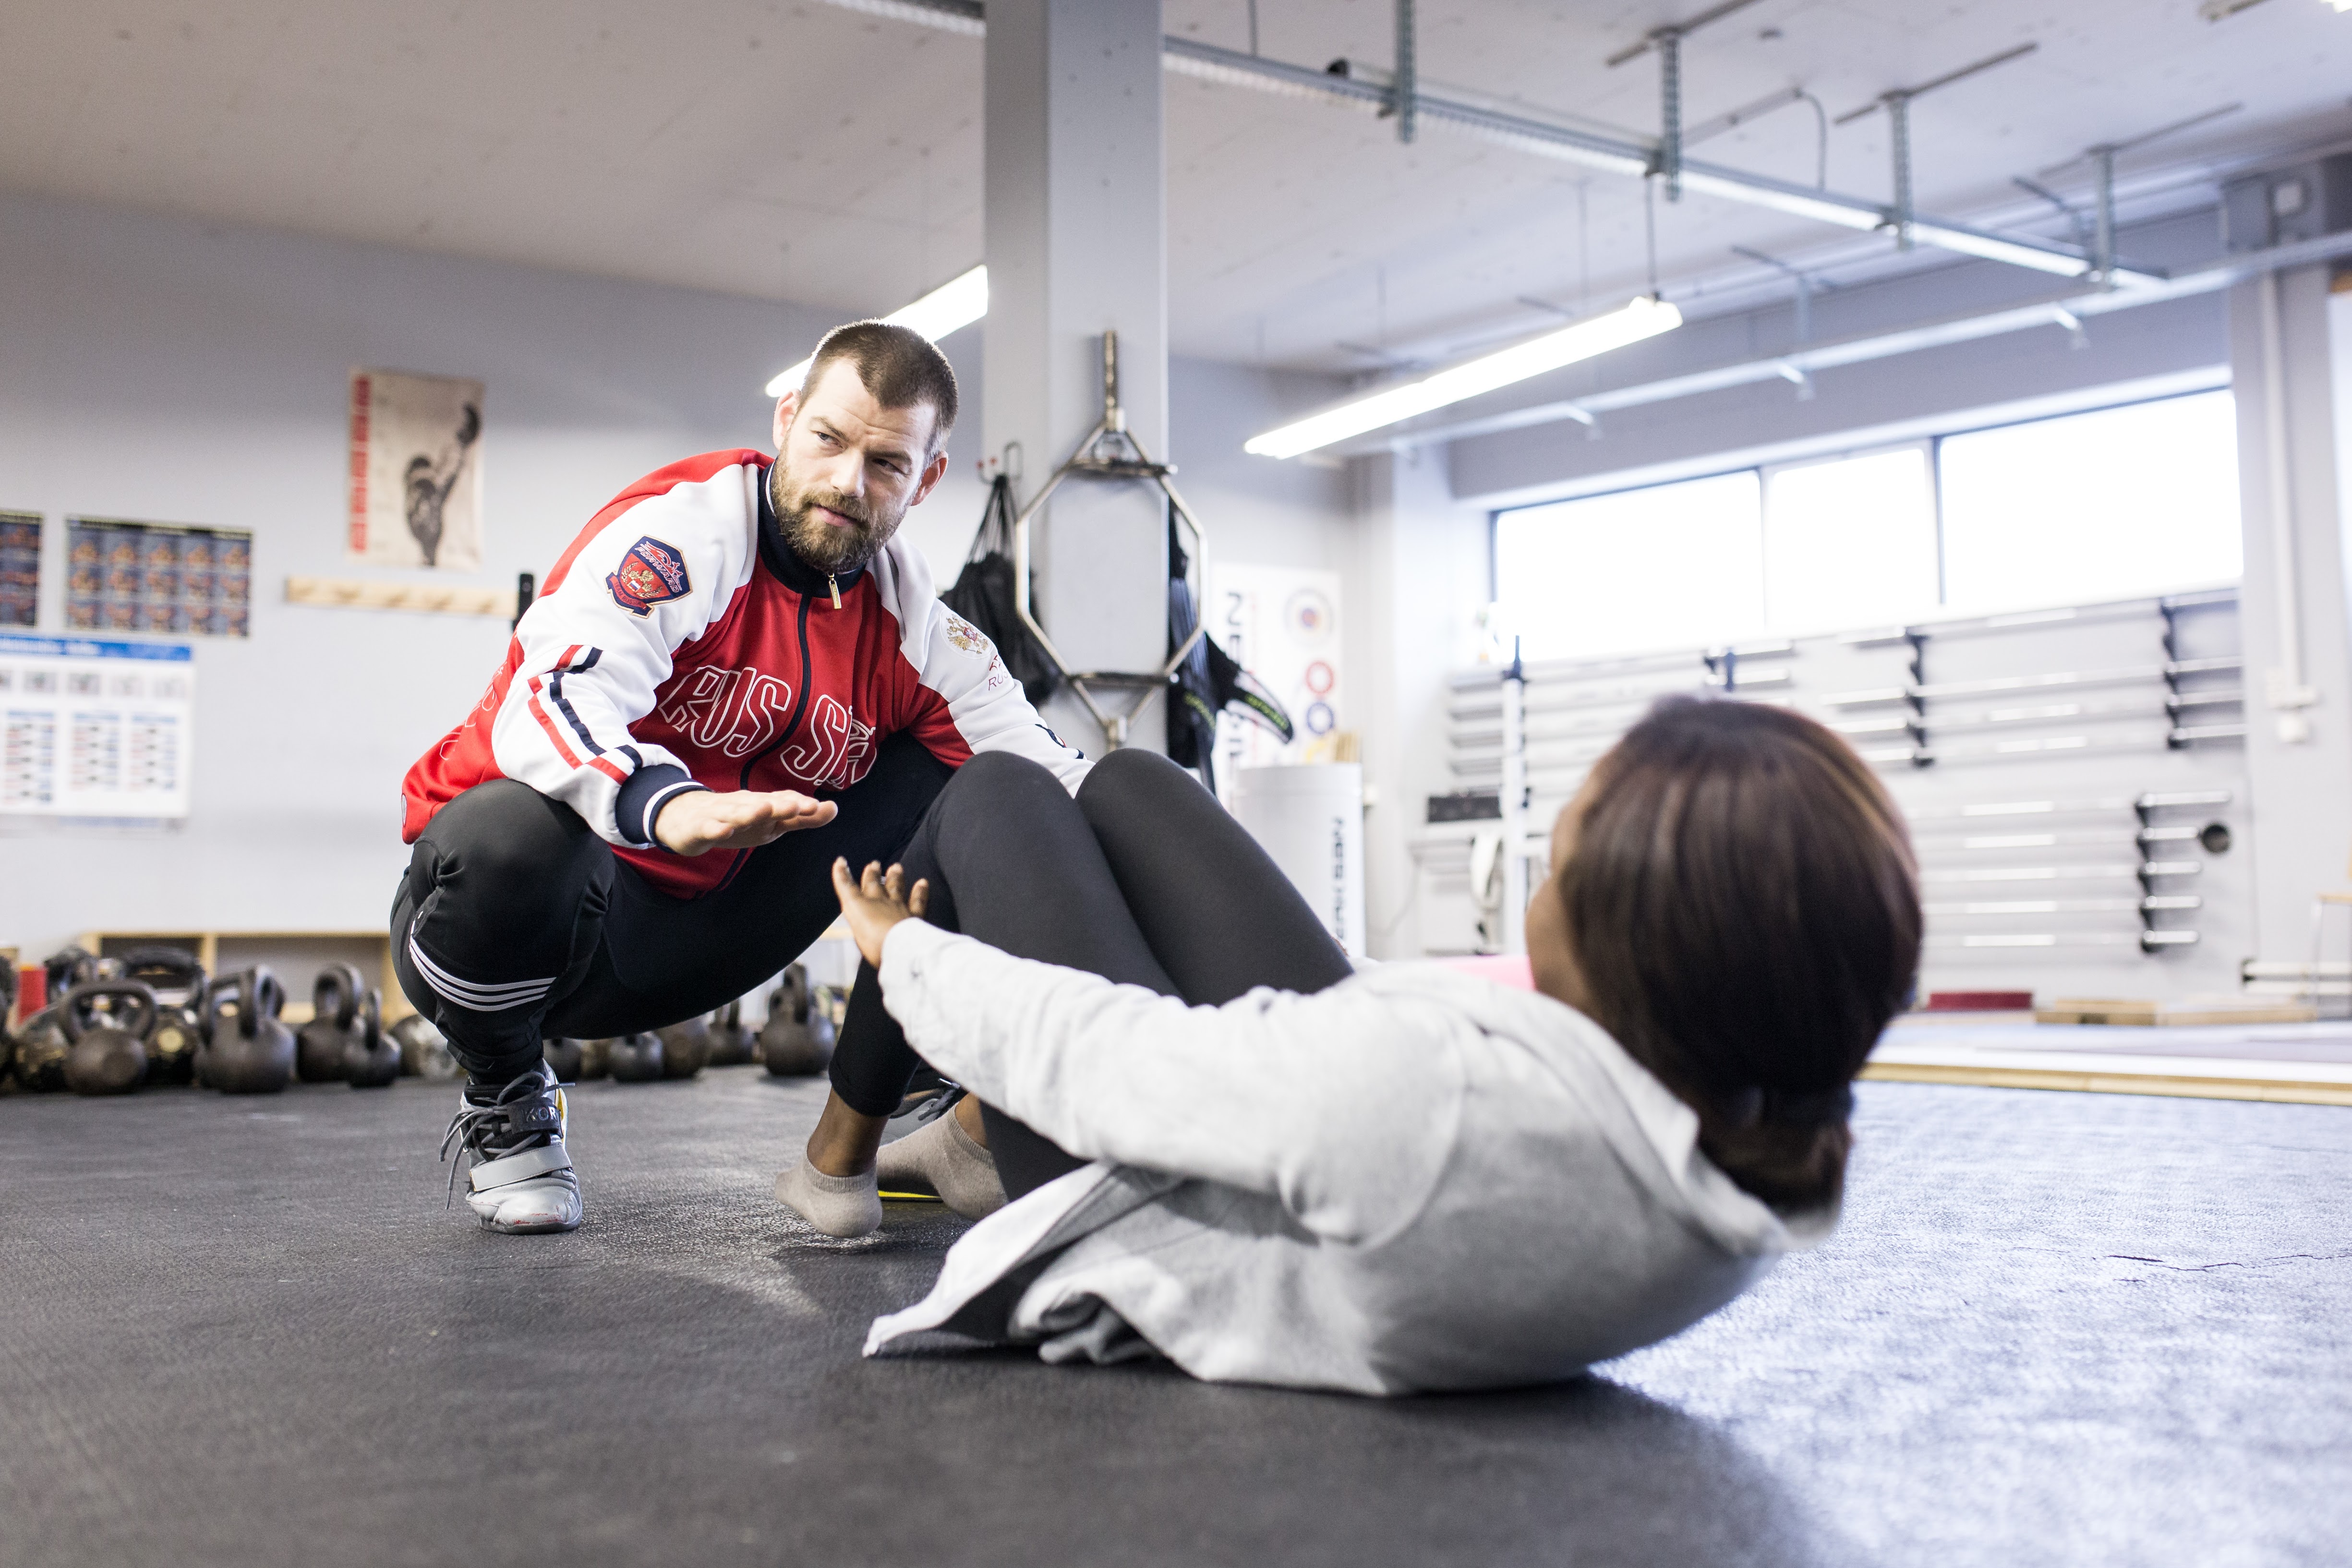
[1230,763,1366,955]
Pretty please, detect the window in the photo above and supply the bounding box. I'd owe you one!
[1493,470,1762,661]
[1939,390,2242,609]
[1763,445,1939,632]
[1492,388,2244,658]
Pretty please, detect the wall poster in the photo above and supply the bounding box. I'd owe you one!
[348,369,484,570]
[1206,563,1344,794]
[0,635,194,819]
[67,518,252,639]
[0,512,38,628]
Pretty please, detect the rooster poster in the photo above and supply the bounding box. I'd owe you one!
[347,370,484,570]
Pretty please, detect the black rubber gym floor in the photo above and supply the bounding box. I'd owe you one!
[4,1072,2346,1568]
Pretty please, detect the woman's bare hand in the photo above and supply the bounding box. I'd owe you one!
[831,858,930,968]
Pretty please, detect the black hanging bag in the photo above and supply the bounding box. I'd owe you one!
[941,473,1062,709]
[1166,518,1293,790]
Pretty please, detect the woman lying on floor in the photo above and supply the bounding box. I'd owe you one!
[773,697,1921,1396]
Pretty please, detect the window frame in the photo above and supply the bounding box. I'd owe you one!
[1486,386,2240,636]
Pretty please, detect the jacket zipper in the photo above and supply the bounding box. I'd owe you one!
[711,588,818,895]
[828,574,842,609]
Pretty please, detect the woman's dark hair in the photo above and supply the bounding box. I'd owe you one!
[1555,696,1920,1212]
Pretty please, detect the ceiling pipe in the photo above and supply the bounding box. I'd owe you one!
[1332,224,2352,455]
[811,0,2156,286]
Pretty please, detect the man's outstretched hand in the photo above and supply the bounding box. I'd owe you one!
[654,789,837,856]
[832,858,929,968]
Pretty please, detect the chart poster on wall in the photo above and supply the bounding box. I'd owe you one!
[0,635,194,820]
[66,518,252,639]
[348,369,484,571]
[0,512,38,628]
[1206,564,1343,788]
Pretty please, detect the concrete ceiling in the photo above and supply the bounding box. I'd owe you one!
[2,0,2348,375]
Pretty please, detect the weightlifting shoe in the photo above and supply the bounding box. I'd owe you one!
[439,1060,582,1233]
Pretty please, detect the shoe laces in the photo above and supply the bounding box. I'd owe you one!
[439,1065,565,1205]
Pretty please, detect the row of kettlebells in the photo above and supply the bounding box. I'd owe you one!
[542,965,838,1083]
[1,946,408,1097]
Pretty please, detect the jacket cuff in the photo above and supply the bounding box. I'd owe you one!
[616,764,707,848]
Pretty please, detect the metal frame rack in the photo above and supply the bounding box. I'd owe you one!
[1010,332,1208,749]
[1424,587,2247,975]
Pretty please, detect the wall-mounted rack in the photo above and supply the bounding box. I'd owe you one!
[1009,332,1207,749]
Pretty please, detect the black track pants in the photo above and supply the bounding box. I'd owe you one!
[391,732,952,1083]
[826,747,1356,1200]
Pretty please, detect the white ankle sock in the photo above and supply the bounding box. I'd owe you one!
[875,1110,1006,1220]
[773,1159,882,1238]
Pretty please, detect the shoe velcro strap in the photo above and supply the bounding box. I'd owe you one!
[470,1143,573,1193]
[506,1099,562,1135]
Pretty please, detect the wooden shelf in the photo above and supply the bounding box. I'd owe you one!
[76,929,411,1021]
[286,576,512,617]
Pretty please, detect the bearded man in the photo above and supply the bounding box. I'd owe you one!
[394,321,1087,1234]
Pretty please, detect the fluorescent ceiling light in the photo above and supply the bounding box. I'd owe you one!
[762,265,989,398]
[1911,223,2165,287]
[1244,295,1683,459]
[1678,169,1883,231]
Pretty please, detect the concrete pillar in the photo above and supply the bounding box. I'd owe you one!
[984,0,1169,752]
[2229,265,2352,964]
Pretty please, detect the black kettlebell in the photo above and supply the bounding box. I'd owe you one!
[120,946,208,1086]
[344,989,399,1088]
[0,962,18,1089]
[296,963,366,1083]
[390,1013,462,1080]
[655,1013,708,1079]
[199,968,296,1094]
[576,1036,611,1080]
[705,999,755,1066]
[62,980,158,1096]
[11,1002,74,1092]
[543,1037,584,1080]
[44,945,101,1001]
[606,1033,664,1082]
[760,965,835,1076]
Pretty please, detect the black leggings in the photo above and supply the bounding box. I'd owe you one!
[830,748,1355,1199]
[391,732,953,1082]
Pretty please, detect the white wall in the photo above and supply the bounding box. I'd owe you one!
[0,193,1356,967]
[0,193,977,962]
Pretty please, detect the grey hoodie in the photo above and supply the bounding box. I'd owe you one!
[864,920,1833,1396]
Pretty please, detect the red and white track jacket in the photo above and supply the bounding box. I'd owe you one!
[401,448,1088,899]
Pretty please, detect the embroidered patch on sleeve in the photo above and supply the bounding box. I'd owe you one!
[608,537,692,617]
[940,609,994,658]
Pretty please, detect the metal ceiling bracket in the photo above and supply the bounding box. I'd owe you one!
[2090,145,2118,289]
[1393,0,1416,144]
[1658,31,1683,200]
[1888,93,1915,250]
[1009,332,1210,750]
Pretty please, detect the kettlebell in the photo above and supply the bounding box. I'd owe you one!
[62,980,158,1096]
[390,1013,463,1081]
[760,965,835,1076]
[296,963,366,1083]
[0,963,18,1090]
[543,1037,584,1080]
[576,1035,612,1080]
[11,1003,75,1092]
[120,946,207,1086]
[43,944,101,1001]
[199,968,296,1094]
[705,999,755,1066]
[606,1033,665,1082]
[655,1012,709,1079]
[344,989,399,1088]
